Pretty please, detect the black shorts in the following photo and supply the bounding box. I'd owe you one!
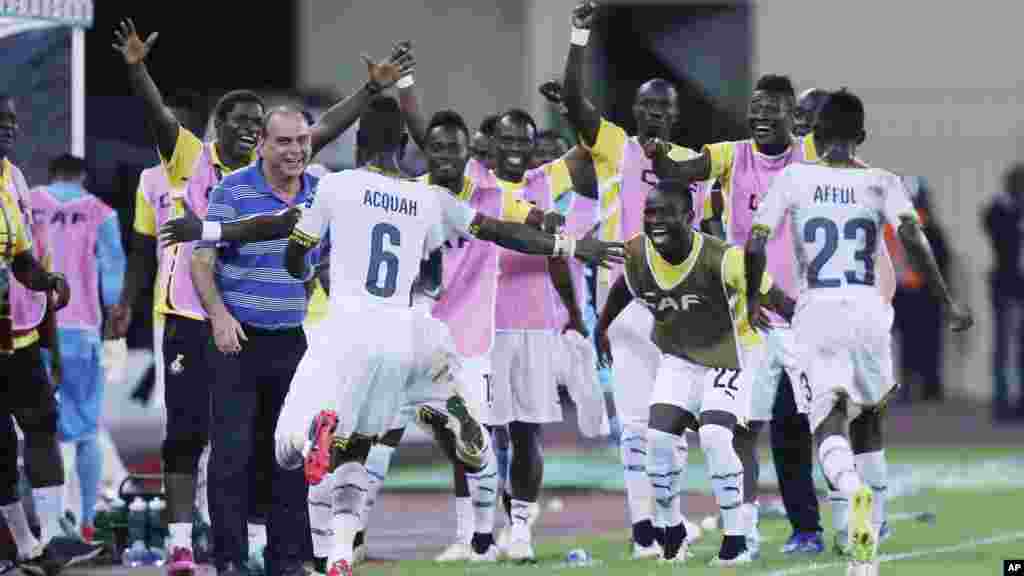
[161,315,216,472]
[0,342,59,433]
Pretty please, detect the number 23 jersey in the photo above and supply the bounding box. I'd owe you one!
[752,164,917,299]
[292,168,476,309]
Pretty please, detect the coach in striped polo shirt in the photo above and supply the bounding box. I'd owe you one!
[191,106,322,576]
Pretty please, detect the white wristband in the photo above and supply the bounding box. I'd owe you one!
[396,75,415,89]
[571,27,590,46]
[201,221,222,242]
[566,236,577,260]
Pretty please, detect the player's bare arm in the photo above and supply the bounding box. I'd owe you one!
[311,42,414,157]
[191,246,247,353]
[113,19,178,162]
[745,224,770,326]
[284,234,315,282]
[549,257,586,336]
[594,275,633,367]
[563,1,602,147]
[159,202,301,248]
[896,215,973,332]
[110,232,157,337]
[11,252,69,311]
[468,212,624,268]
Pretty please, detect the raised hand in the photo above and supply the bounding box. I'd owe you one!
[572,0,599,29]
[112,18,158,65]
[159,202,202,248]
[362,41,416,89]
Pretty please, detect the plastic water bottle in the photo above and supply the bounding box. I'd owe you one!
[566,548,590,566]
[122,498,149,567]
[147,498,167,565]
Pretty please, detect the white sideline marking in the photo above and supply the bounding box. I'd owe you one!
[754,530,1024,576]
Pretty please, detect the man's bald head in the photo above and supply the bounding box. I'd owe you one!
[793,88,830,138]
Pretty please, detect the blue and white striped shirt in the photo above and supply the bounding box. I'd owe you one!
[203,161,321,329]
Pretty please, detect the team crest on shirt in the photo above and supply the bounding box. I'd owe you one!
[169,353,185,375]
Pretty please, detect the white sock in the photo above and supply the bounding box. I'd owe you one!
[1,501,41,558]
[454,497,474,542]
[699,424,744,536]
[330,462,368,566]
[309,478,334,558]
[743,501,760,544]
[465,448,498,536]
[248,522,267,557]
[620,424,654,525]
[361,444,395,532]
[168,522,192,551]
[818,435,861,497]
[855,450,887,532]
[509,499,539,540]
[829,489,850,533]
[32,485,64,545]
[646,428,685,529]
[195,444,211,525]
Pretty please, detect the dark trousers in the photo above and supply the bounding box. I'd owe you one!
[893,290,943,401]
[991,293,1024,417]
[162,316,217,476]
[208,324,309,575]
[770,372,822,534]
[0,342,64,506]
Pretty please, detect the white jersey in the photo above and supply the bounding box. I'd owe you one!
[753,163,917,299]
[293,168,477,309]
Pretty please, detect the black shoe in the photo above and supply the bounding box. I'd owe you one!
[19,537,104,576]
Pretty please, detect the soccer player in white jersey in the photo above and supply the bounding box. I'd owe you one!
[186,95,624,576]
[745,89,972,572]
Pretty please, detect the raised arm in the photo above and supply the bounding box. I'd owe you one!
[113,19,179,162]
[310,42,415,157]
[563,2,603,147]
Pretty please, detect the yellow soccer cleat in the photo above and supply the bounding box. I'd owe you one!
[849,486,877,566]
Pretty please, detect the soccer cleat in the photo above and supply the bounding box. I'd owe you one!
[782,531,826,555]
[850,486,877,565]
[416,395,489,470]
[469,545,499,563]
[326,559,352,576]
[631,540,662,560]
[434,541,471,562]
[19,536,105,576]
[657,542,690,564]
[708,548,756,567]
[505,526,535,564]
[166,547,197,576]
[304,410,339,486]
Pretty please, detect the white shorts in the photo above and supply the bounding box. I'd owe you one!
[276,306,459,447]
[749,327,809,421]
[389,353,492,432]
[797,295,896,431]
[488,331,561,425]
[649,346,762,426]
[607,301,660,427]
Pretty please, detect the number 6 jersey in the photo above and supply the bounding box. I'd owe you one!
[752,164,917,300]
[292,168,477,310]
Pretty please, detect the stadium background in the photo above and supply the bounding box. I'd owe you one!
[3,0,1023,570]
